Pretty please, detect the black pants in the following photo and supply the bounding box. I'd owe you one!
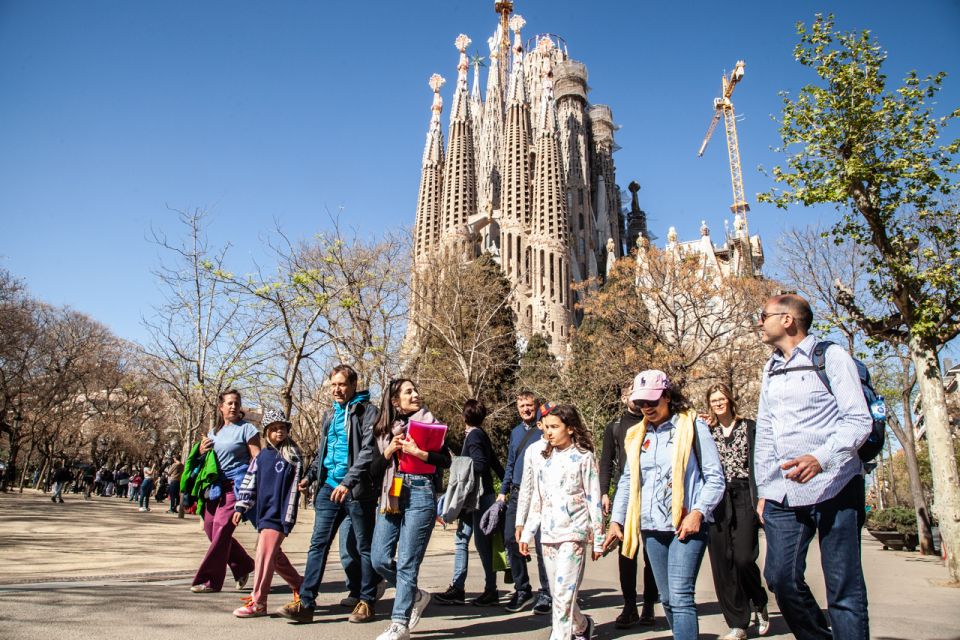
[707,479,768,628]
[618,546,659,608]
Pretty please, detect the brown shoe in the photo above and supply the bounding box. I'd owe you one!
[277,598,314,623]
[349,600,375,623]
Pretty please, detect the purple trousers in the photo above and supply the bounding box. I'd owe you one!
[192,485,255,591]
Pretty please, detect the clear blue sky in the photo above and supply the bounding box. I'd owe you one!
[1,0,958,344]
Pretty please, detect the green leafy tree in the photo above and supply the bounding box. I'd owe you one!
[761,15,960,578]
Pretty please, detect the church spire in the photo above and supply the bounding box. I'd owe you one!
[414,74,446,265]
[477,28,504,212]
[440,35,479,244]
[500,14,531,228]
[531,37,567,243]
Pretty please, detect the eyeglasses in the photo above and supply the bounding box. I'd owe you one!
[636,397,663,408]
[759,311,788,323]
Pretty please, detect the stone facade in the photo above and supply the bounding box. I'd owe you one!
[411,7,624,356]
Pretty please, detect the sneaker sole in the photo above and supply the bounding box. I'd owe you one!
[504,599,534,613]
[434,598,465,606]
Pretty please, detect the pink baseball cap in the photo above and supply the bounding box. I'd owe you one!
[629,370,672,402]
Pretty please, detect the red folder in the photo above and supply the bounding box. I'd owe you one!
[398,420,448,474]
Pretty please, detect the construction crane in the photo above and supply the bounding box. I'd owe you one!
[698,60,754,275]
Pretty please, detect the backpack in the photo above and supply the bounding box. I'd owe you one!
[767,341,887,462]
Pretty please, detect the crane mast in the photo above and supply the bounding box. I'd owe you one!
[698,60,754,275]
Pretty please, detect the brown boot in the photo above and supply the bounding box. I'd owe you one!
[349,600,375,623]
[277,598,314,623]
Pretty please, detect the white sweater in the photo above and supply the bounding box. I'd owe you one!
[520,444,604,553]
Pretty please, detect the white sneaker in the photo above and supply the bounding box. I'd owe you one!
[375,622,410,640]
[138,507,147,512]
[755,604,771,636]
[718,628,747,640]
[408,589,431,630]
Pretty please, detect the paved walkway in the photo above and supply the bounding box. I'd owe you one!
[1,490,957,640]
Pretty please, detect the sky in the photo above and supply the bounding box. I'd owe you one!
[1,0,958,345]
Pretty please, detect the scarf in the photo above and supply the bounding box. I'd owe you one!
[376,407,434,514]
[621,408,697,559]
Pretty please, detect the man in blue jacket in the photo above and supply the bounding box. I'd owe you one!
[497,391,552,615]
[279,364,380,624]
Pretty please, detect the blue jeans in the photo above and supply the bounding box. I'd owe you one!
[139,479,154,509]
[504,488,550,597]
[642,529,709,640]
[762,476,869,640]
[451,491,497,591]
[371,474,437,625]
[300,483,378,608]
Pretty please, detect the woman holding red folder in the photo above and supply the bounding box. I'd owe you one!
[370,379,451,640]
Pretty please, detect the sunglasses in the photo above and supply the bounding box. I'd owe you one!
[758,311,788,323]
[635,396,664,408]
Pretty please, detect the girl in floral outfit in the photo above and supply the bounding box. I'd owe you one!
[519,404,604,640]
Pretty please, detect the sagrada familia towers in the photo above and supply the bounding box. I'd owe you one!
[411,1,763,358]
[412,2,631,356]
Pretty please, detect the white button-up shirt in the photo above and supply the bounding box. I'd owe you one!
[755,335,872,507]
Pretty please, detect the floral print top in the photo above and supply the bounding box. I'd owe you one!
[520,444,604,553]
[710,419,751,483]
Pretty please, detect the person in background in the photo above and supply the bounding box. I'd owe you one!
[704,383,770,639]
[139,464,156,512]
[498,391,552,615]
[166,456,184,513]
[435,400,504,606]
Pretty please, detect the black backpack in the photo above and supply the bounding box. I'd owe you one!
[767,341,887,462]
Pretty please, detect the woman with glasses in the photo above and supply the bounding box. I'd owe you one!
[704,384,770,639]
[603,370,725,640]
[370,379,451,640]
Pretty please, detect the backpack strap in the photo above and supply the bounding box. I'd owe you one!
[766,340,835,396]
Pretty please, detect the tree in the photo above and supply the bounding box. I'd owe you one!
[575,248,776,428]
[761,14,960,577]
[141,208,270,514]
[407,251,519,453]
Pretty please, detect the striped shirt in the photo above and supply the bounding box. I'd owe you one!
[755,334,872,507]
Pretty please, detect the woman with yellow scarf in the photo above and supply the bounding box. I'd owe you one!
[602,370,726,640]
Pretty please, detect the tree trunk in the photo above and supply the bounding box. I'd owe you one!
[885,435,899,505]
[888,410,937,554]
[909,336,960,581]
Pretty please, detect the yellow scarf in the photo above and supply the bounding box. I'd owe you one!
[621,409,697,559]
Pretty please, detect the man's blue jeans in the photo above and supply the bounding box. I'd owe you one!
[762,476,869,640]
[300,483,378,608]
[642,529,709,640]
[451,491,497,591]
[371,474,436,625]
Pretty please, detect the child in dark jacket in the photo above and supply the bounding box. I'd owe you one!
[231,408,304,618]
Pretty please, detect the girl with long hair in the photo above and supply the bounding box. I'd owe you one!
[519,403,604,640]
[704,384,770,639]
[369,379,451,640]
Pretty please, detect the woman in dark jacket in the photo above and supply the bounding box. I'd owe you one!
[370,379,451,640]
[435,400,504,606]
[704,383,770,639]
